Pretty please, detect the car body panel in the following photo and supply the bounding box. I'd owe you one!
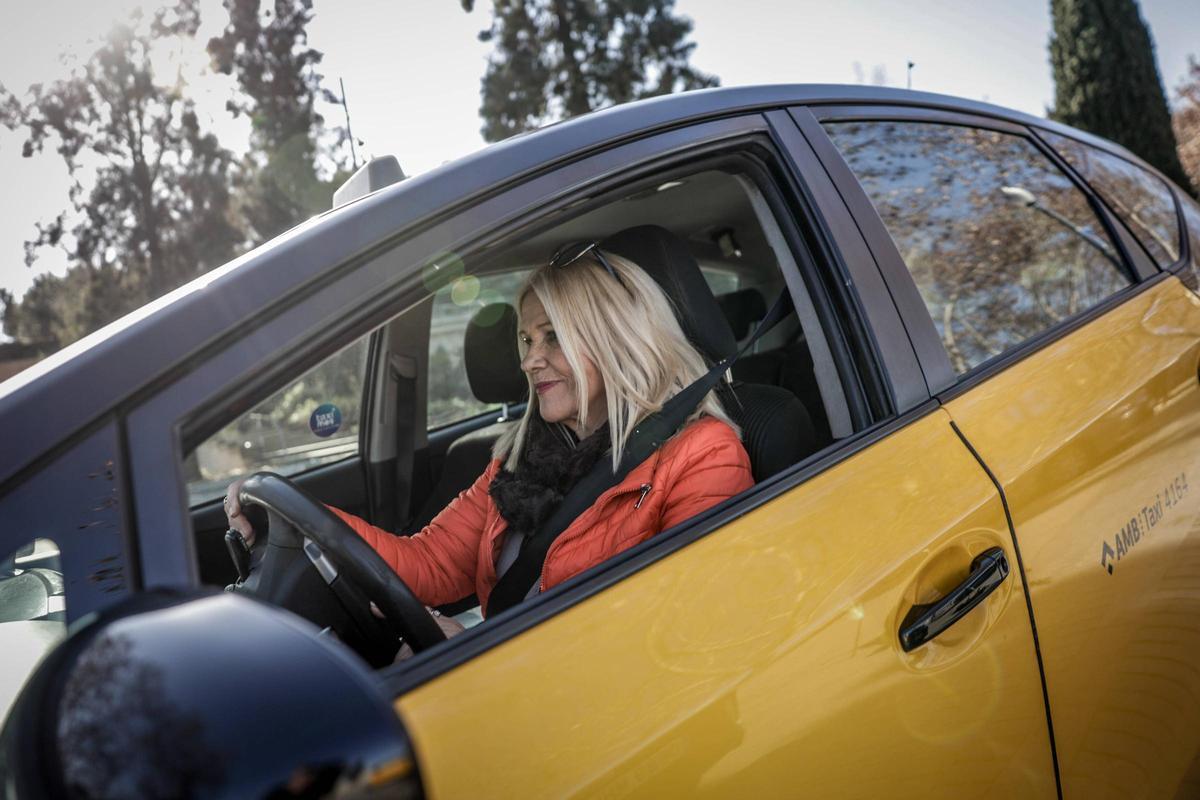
[943,276,1200,798]
[395,408,1055,799]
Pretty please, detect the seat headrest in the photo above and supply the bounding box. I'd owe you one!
[602,225,738,363]
[717,288,767,340]
[464,302,527,404]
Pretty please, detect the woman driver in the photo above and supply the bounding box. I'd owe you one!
[225,244,753,618]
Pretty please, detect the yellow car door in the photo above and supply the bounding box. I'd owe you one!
[820,112,1200,798]
[395,409,1055,799]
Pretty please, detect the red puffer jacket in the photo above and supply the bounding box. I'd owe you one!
[330,416,753,616]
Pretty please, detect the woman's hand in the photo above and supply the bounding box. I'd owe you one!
[373,603,466,661]
[224,477,257,547]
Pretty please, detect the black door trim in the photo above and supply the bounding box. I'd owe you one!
[950,421,1063,800]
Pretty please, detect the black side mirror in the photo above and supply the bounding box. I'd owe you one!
[0,590,423,799]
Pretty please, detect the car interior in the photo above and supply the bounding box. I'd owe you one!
[186,155,860,653]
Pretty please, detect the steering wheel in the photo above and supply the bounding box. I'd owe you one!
[230,472,446,664]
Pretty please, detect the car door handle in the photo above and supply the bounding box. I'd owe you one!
[898,547,1010,652]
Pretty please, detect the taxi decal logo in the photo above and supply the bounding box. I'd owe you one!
[1100,472,1188,575]
[309,403,343,438]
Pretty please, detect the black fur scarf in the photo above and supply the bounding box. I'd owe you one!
[489,417,611,536]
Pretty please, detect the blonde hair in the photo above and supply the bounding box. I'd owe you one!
[495,250,738,472]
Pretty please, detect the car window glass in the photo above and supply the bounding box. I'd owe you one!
[428,270,530,430]
[824,120,1130,375]
[185,334,369,504]
[700,266,740,295]
[1181,192,1200,269]
[0,537,66,723]
[1041,130,1182,268]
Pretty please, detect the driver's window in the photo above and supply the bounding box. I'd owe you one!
[184,334,370,504]
[182,153,856,664]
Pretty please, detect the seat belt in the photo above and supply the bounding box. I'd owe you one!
[487,289,794,616]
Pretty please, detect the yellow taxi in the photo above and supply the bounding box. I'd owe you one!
[3,85,1200,798]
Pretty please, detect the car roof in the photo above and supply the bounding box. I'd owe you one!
[0,84,1168,488]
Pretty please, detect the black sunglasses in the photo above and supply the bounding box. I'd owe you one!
[549,241,629,293]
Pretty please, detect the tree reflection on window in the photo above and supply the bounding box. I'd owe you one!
[825,121,1130,374]
[1041,130,1181,268]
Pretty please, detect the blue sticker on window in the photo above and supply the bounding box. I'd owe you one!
[309,404,342,438]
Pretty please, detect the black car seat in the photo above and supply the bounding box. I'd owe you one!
[407,302,526,531]
[604,225,819,481]
[719,287,832,443]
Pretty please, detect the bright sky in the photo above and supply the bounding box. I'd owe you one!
[1,0,1197,303]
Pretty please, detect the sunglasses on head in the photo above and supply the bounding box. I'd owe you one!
[549,241,629,293]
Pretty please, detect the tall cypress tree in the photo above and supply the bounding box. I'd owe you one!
[1049,0,1194,192]
[462,0,718,143]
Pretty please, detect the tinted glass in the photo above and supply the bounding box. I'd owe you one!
[1041,130,1182,267]
[700,265,740,296]
[1179,192,1200,287]
[185,335,369,504]
[428,270,528,429]
[825,120,1130,374]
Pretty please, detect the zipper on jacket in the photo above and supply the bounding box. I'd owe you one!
[635,484,652,509]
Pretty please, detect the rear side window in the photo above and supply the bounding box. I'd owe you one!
[1041,130,1182,268]
[824,120,1130,374]
[427,270,529,430]
[1181,193,1200,268]
[1179,193,1200,287]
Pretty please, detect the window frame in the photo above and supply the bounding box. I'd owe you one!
[126,115,785,582]
[1026,127,1161,282]
[805,103,1158,399]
